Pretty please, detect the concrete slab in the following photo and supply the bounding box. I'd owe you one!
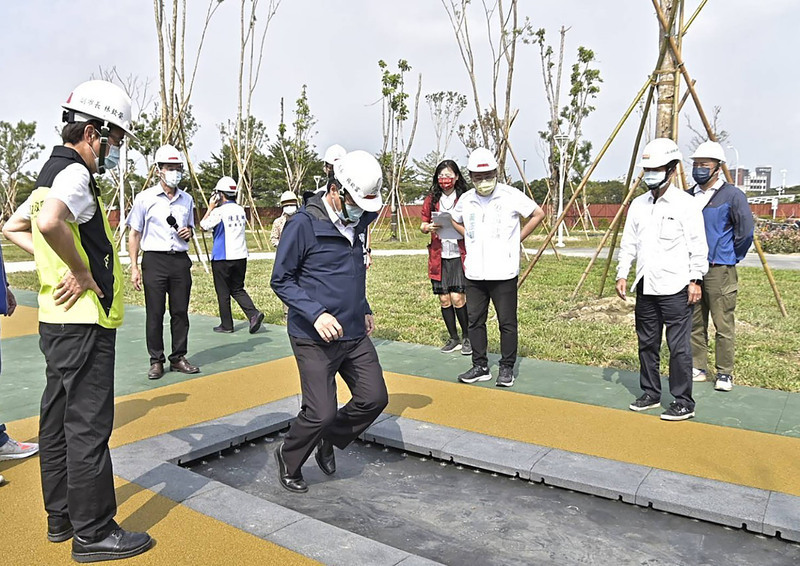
[113,458,222,503]
[440,431,550,480]
[394,556,445,566]
[184,483,307,538]
[209,395,300,445]
[362,415,466,459]
[635,469,769,532]
[531,448,651,503]
[763,491,800,542]
[267,517,413,566]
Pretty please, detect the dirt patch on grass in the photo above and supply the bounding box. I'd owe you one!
[561,296,635,325]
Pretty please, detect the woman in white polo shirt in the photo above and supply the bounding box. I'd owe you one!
[451,148,545,388]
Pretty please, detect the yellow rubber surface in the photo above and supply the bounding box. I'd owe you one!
[4,356,800,564]
[1,305,39,339]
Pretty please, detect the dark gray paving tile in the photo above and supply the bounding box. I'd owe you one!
[531,449,651,503]
[268,517,411,566]
[763,491,800,542]
[184,483,306,538]
[116,460,222,502]
[440,432,550,480]
[362,416,466,459]
[635,469,769,532]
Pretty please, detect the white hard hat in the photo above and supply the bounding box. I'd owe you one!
[154,144,184,167]
[690,141,726,163]
[323,144,347,164]
[467,148,498,172]
[62,80,135,138]
[214,176,238,195]
[333,150,383,213]
[638,138,682,168]
[280,190,298,205]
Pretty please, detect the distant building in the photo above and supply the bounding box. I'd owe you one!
[730,167,748,186]
[742,166,771,193]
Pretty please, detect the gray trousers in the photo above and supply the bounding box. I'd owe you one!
[691,265,738,375]
[283,335,388,476]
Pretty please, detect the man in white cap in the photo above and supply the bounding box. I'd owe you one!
[127,144,199,379]
[270,190,299,248]
[270,150,387,493]
[616,138,708,421]
[200,176,264,334]
[688,142,753,393]
[451,147,545,388]
[2,79,153,561]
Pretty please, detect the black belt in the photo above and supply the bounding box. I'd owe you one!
[144,250,187,256]
[709,263,733,268]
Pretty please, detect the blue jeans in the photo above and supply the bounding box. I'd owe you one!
[0,422,8,446]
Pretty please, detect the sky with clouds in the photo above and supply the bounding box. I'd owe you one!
[2,0,798,186]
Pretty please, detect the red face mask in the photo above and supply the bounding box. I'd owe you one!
[438,177,455,190]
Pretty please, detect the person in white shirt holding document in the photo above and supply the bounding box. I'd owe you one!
[616,138,708,421]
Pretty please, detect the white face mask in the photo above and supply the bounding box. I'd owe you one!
[284,205,297,215]
[643,170,667,190]
[162,170,183,189]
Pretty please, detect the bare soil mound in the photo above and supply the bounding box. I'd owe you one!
[561,296,635,325]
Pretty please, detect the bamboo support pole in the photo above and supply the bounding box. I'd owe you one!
[517,73,653,290]
[180,122,211,269]
[652,0,787,316]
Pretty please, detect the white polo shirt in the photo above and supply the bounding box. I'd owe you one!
[616,185,708,295]
[452,183,537,281]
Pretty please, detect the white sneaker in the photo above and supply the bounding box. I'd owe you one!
[0,438,39,461]
[715,374,733,392]
[692,368,707,382]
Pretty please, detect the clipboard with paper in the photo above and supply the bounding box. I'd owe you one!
[431,211,462,240]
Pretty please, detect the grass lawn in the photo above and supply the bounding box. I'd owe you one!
[7,254,799,392]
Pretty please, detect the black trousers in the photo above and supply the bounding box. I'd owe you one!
[283,335,388,475]
[635,280,695,409]
[211,259,259,329]
[38,323,117,541]
[465,277,519,368]
[142,251,192,364]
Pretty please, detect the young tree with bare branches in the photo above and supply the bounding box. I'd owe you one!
[0,121,44,220]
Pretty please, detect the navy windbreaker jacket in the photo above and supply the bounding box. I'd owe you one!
[270,193,377,342]
[694,182,754,265]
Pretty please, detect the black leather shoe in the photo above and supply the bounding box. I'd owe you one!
[275,443,308,493]
[169,357,200,374]
[213,325,234,334]
[71,527,153,563]
[147,362,164,380]
[47,516,73,543]
[315,438,336,476]
[249,312,265,334]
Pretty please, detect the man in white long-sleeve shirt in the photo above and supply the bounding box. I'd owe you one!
[616,138,708,421]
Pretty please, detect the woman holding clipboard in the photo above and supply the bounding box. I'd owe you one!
[420,160,471,354]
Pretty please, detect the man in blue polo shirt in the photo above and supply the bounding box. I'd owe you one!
[270,150,387,493]
[199,176,264,334]
[689,141,754,392]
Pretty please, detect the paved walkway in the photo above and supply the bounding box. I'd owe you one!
[2,290,799,564]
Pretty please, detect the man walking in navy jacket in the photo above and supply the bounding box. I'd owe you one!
[270,150,387,493]
[689,142,754,392]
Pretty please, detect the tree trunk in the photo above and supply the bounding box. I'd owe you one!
[655,0,677,139]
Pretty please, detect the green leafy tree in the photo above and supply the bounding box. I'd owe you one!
[0,120,45,219]
[585,179,626,204]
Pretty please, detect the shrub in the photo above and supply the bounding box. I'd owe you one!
[757,221,800,254]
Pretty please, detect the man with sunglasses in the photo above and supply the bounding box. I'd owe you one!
[270,150,388,493]
[127,144,199,380]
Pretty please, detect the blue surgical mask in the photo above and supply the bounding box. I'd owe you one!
[338,202,364,224]
[692,165,714,186]
[643,170,667,190]
[104,145,120,171]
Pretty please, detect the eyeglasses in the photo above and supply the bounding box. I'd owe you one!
[106,133,125,148]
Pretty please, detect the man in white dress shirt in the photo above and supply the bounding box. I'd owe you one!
[616,138,708,421]
[127,144,199,380]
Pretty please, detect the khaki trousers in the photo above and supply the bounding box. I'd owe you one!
[691,265,738,375]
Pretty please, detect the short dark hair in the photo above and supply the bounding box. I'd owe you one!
[61,120,102,144]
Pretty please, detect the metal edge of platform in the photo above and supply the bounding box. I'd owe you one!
[110,397,800,566]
